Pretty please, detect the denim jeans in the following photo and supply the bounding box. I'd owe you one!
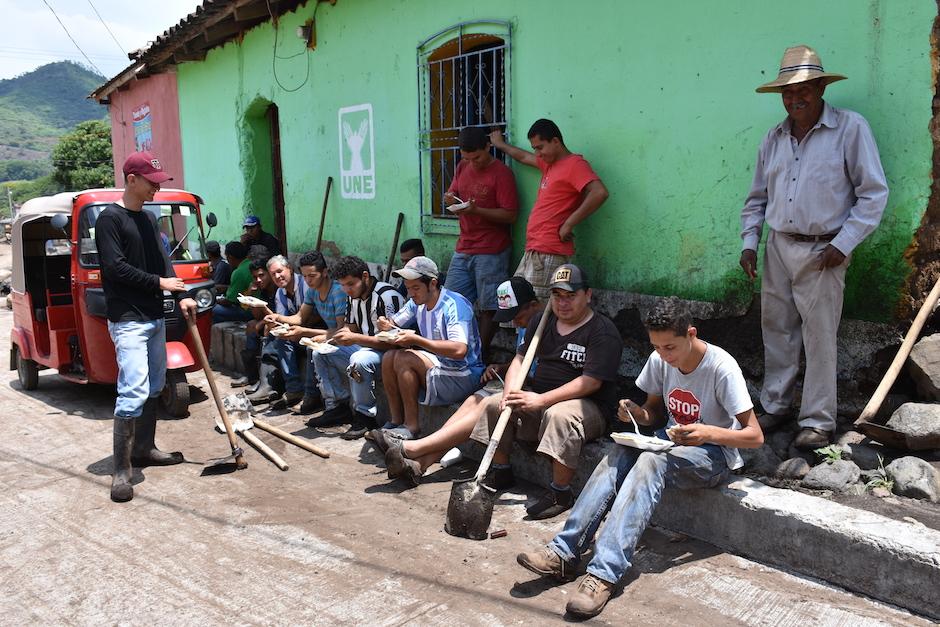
[272,338,318,396]
[108,318,167,419]
[211,303,253,323]
[549,439,730,585]
[444,248,511,311]
[311,345,383,415]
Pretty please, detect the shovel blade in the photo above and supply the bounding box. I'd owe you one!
[200,447,247,475]
[445,477,496,540]
[857,422,940,451]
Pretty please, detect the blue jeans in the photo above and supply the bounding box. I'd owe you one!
[212,303,253,323]
[108,318,167,418]
[444,248,511,311]
[549,439,729,585]
[311,345,383,415]
[272,338,318,396]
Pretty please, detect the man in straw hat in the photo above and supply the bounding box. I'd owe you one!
[739,45,888,450]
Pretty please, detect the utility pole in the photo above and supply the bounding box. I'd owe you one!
[6,187,11,217]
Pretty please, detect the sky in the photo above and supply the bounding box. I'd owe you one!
[1,0,200,80]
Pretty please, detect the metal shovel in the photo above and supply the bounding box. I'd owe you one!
[219,394,289,470]
[445,299,552,540]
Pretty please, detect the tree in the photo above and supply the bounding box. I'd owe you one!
[51,119,113,190]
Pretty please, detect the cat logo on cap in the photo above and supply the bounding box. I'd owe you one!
[553,267,571,283]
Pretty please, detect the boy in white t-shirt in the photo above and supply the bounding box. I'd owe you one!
[515,298,764,619]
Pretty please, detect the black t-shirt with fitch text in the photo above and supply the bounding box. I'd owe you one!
[518,310,623,421]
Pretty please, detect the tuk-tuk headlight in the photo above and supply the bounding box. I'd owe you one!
[193,288,214,311]
[163,298,176,314]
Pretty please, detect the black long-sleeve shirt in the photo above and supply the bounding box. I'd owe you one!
[95,202,176,322]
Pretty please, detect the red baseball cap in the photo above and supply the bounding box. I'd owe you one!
[122,151,173,184]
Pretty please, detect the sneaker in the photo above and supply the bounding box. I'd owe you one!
[296,395,324,415]
[370,428,397,454]
[566,573,615,618]
[385,441,422,485]
[482,466,515,491]
[230,375,255,388]
[340,412,375,440]
[793,426,832,451]
[516,547,575,581]
[526,486,574,520]
[305,404,352,428]
[270,391,305,410]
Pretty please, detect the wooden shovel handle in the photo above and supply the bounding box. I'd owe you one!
[186,316,246,468]
[252,419,331,459]
[240,431,289,471]
[475,299,553,481]
[857,274,940,424]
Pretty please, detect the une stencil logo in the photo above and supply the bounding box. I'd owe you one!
[338,103,375,199]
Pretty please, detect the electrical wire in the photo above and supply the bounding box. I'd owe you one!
[39,0,105,76]
[265,0,314,93]
[86,0,127,56]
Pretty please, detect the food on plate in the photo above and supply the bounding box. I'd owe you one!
[375,328,416,341]
[446,201,471,212]
[299,337,338,354]
[611,431,674,452]
[269,323,291,336]
[236,294,270,308]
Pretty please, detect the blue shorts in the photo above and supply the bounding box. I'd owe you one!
[444,249,511,311]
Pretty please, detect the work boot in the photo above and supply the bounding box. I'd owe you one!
[232,349,259,388]
[247,361,280,405]
[305,404,352,428]
[566,573,615,618]
[516,546,576,581]
[793,427,832,451]
[482,465,515,491]
[526,485,574,520]
[270,391,305,410]
[111,418,135,503]
[340,411,375,440]
[131,398,184,466]
[296,393,325,415]
[385,440,422,485]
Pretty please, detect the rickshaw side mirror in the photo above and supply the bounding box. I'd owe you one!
[50,214,69,232]
[206,212,218,228]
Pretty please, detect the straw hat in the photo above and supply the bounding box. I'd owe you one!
[756,45,846,93]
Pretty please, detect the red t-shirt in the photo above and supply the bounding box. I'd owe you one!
[447,158,518,254]
[525,154,600,256]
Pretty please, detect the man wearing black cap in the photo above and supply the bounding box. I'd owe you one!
[241,215,281,256]
[95,151,197,503]
[206,240,231,295]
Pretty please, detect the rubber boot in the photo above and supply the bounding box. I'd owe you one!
[131,398,184,466]
[232,349,259,388]
[111,418,135,503]
[247,361,280,405]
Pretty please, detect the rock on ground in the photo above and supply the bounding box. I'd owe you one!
[775,457,810,480]
[886,403,940,441]
[740,444,782,477]
[908,334,940,400]
[886,456,940,503]
[802,460,861,492]
[839,442,888,471]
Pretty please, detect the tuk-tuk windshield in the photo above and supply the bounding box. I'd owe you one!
[79,202,208,267]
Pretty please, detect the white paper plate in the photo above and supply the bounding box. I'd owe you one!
[446,201,471,212]
[269,324,291,337]
[376,328,416,341]
[299,338,339,354]
[236,294,269,307]
[611,431,674,451]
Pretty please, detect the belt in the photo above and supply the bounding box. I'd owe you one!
[781,232,837,243]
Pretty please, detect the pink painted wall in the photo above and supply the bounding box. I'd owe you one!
[108,71,184,187]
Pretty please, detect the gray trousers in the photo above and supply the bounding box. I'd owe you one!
[760,230,847,432]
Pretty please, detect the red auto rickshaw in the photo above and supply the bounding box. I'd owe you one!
[9,188,217,416]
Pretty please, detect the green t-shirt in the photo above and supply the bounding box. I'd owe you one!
[225,259,252,302]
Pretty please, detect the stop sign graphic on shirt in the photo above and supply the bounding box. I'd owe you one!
[667,388,701,425]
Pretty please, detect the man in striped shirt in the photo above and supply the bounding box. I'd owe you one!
[305,256,404,439]
[375,256,484,440]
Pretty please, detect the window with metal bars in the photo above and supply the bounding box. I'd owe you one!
[417,21,511,233]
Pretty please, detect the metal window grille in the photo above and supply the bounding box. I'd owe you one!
[417,21,511,230]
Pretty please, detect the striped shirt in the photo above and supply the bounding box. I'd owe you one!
[274,273,307,316]
[303,279,347,329]
[391,287,484,374]
[347,280,404,337]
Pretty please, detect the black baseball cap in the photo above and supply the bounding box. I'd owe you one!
[549,264,588,292]
[493,276,537,323]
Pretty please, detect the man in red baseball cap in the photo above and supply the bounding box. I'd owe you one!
[96,151,196,503]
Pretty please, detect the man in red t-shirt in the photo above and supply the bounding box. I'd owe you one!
[490,119,609,299]
[443,126,519,353]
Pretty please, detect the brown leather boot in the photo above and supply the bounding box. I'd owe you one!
[516,547,576,581]
[566,573,615,618]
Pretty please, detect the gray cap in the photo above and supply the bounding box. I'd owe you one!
[549,263,588,292]
[393,255,439,280]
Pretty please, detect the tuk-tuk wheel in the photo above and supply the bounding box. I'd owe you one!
[14,346,39,391]
[161,369,189,417]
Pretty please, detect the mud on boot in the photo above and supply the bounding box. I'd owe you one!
[111,418,135,503]
[131,398,184,467]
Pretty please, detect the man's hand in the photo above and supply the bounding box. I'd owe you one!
[816,244,846,271]
[559,220,575,242]
[332,327,356,346]
[739,249,758,280]
[443,192,459,206]
[263,313,281,325]
[376,316,394,332]
[617,399,647,425]
[159,277,186,292]
[669,423,714,446]
[178,297,198,321]
[502,390,545,413]
[488,129,506,149]
[481,364,505,383]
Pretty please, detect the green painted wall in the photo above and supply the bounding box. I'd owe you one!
[177,0,934,321]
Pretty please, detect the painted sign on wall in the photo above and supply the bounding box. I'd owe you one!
[338,104,375,199]
[132,103,153,152]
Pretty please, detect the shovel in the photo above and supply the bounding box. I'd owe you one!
[219,394,289,470]
[186,316,247,472]
[445,299,553,540]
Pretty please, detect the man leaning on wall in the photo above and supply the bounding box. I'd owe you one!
[739,45,888,450]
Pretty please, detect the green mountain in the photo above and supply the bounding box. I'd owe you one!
[0,61,107,177]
